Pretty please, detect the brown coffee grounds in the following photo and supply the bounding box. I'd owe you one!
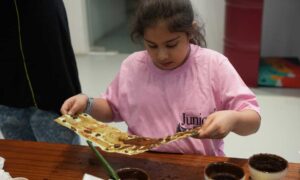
[249,154,288,172]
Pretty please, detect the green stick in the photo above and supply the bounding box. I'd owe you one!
[86,140,120,180]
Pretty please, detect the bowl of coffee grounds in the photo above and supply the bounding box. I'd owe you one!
[248,153,288,180]
[204,162,245,180]
[113,167,149,180]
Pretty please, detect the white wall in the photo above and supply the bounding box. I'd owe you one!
[63,0,90,54]
[261,0,300,58]
[191,0,225,53]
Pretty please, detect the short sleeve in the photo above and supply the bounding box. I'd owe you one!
[212,57,260,114]
[101,72,123,122]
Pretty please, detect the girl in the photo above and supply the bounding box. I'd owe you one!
[61,0,261,156]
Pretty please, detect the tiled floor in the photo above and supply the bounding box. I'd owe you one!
[76,53,300,163]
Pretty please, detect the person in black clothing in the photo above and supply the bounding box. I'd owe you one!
[0,0,81,144]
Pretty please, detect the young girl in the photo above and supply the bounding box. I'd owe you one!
[61,0,261,156]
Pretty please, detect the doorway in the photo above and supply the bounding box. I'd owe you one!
[86,0,142,54]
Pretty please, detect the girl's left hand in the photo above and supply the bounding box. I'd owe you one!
[194,110,238,139]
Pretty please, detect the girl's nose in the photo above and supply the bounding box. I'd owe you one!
[157,49,168,62]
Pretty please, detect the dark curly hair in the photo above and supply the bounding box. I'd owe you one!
[130,0,206,47]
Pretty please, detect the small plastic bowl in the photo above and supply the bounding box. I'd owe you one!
[248,153,288,180]
[204,162,245,180]
[115,167,149,180]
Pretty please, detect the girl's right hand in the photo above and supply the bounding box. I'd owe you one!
[60,94,89,115]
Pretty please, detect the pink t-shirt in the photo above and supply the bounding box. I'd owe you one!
[102,44,260,156]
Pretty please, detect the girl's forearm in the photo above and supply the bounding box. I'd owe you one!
[90,98,114,122]
[232,109,261,136]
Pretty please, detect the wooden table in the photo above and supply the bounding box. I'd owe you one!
[0,139,299,180]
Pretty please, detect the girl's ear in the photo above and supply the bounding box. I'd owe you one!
[192,21,197,30]
[189,21,198,40]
